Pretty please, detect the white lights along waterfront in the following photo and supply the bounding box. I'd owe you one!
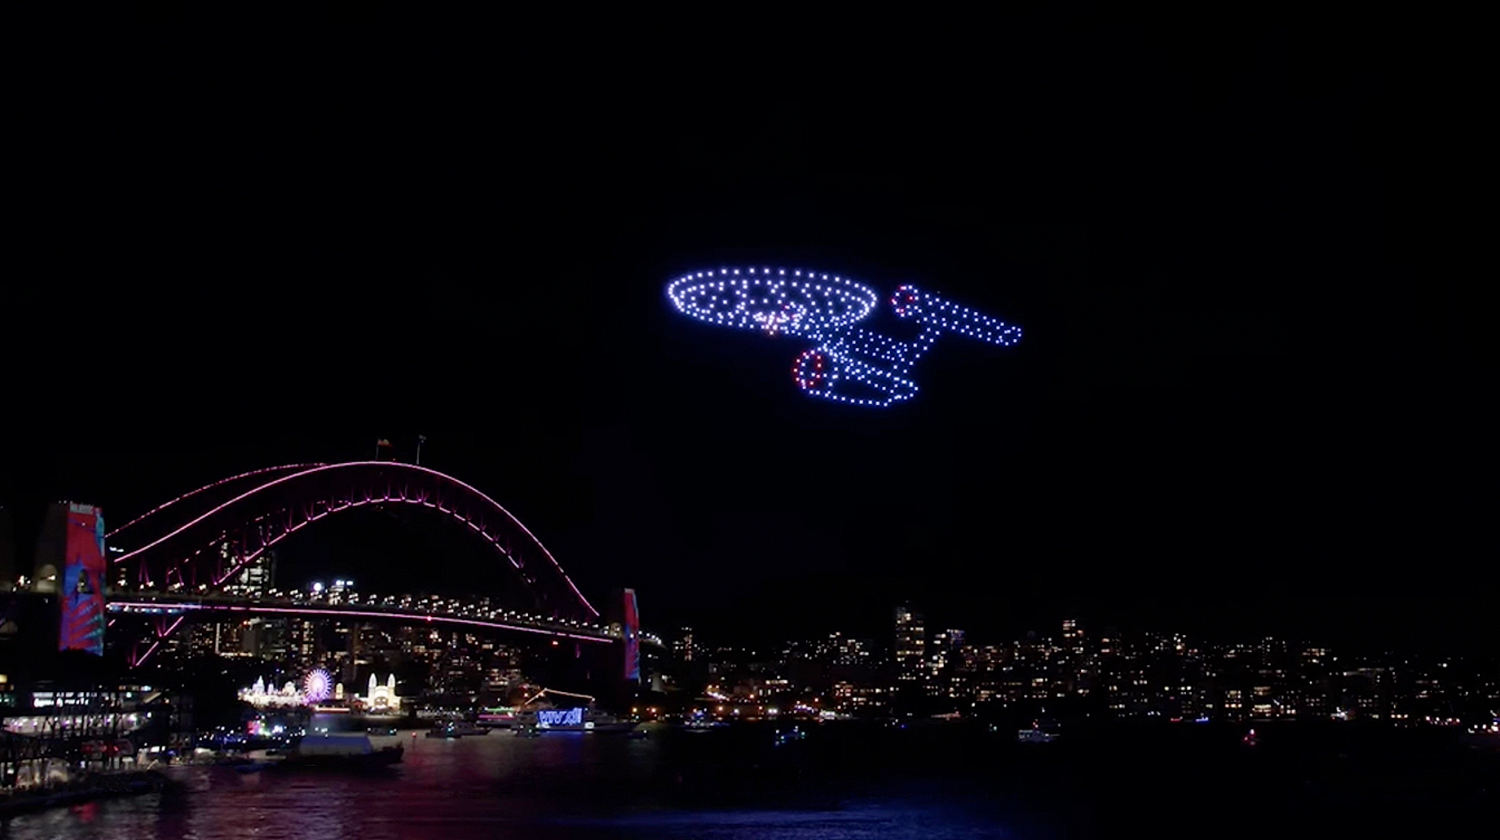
[667,267,1021,406]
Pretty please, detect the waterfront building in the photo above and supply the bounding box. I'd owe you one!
[2,678,191,791]
[363,674,399,711]
[240,677,305,708]
[831,681,890,714]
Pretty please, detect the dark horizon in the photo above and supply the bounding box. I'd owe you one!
[2,423,1487,660]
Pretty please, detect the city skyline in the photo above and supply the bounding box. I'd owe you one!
[85,577,1500,730]
[3,442,1486,657]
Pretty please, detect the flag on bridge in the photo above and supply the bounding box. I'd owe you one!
[376,439,393,459]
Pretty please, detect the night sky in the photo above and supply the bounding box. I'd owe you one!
[6,15,1480,654]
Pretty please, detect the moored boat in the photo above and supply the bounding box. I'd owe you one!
[280,734,403,767]
[519,706,637,733]
[1460,718,1500,748]
[1017,720,1059,743]
[425,720,487,738]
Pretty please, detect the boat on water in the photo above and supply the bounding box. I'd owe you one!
[1017,720,1059,744]
[425,720,488,738]
[772,726,807,747]
[518,706,637,733]
[277,734,403,767]
[1460,718,1500,748]
[477,710,519,729]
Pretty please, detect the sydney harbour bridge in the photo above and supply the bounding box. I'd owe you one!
[92,461,658,671]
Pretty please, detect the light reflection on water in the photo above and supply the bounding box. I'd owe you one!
[2,730,1035,840]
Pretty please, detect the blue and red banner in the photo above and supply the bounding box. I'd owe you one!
[59,502,106,655]
[622,588,640,681]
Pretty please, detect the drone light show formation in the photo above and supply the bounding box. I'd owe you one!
[666,267,1021,406]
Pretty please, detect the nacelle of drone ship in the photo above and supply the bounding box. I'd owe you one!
[890,284,1022,347]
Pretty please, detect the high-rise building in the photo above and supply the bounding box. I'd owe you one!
[332,624,358,684]
[893,604,925,685]
[1059,618,1088,696]
[927,629,964,697]
[257,618,290,660]
[184,622,218,659]
[673,627,696,662]
[1061,618,1084,655]
[213,620,256,657]
[222,546,276,597]
[288,617,318,669]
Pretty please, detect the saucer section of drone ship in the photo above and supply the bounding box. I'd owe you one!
[665,268,879,338]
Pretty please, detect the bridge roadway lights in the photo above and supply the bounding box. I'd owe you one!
[106,595,663,666]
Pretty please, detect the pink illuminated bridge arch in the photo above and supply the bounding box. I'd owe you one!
[109,461,598,620]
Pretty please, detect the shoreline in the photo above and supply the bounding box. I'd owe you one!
[0,770,170,818]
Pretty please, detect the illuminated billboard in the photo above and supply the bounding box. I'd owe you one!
[536,708,584,727]
[622,588,640,681]
[59,502,107,655]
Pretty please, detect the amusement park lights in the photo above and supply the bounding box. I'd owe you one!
[302,668,333,704]
[666,267,1020,406]
[239,670,334,708]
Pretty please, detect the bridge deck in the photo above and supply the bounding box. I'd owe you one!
[107,592,662,647]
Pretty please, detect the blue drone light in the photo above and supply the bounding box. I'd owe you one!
[666,267,1020,406]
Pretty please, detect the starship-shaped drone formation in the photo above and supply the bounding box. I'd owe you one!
[666,267,1021,407]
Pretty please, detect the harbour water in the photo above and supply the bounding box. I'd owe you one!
[6,722,1492,839]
